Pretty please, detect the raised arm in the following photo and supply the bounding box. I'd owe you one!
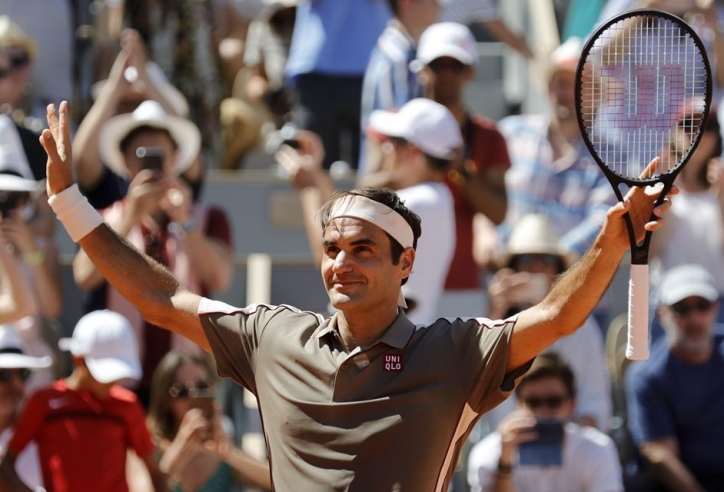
[43,102,209,351]
[506,160,674,373]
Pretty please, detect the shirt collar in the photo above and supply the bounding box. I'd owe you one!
[311,310,416,349]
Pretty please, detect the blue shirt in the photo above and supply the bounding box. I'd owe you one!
[285,0,391,80]
[626,335,724,484]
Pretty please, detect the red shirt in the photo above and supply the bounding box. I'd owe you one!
[445,114,511,289]
[9,380,154,492]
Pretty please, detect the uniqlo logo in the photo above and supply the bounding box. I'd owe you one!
[383,353,403,372]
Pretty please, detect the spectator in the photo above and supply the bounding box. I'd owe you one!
[72,100,234,406]
[467,352,623,492]
[438,0,534,60]
[486,214,612,431]
[0,325,51,491]
[279,98,460,324]
[147,351,271,491]
[415,22,511,317]
[221,0,298,170]
[626,264,724,491]
[649,105,724,338]
[497,36,617,328]
[284,0,391,169]
[73,29,201,211]
[358,0,440,171]
[0,310,166,491]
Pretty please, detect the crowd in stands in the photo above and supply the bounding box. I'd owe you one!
[0,0,723,490]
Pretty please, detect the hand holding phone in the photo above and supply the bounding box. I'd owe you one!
[517,419,565,466]
[136,147,165,173]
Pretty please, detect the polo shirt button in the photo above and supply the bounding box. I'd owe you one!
[341,364,348,371]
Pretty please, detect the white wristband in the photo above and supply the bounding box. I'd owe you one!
[47,184,105,242]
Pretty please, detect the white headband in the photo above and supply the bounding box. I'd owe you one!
[327,194,414,309]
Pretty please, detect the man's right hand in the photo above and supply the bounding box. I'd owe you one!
[41,102,75,197]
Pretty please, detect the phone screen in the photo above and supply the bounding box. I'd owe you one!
[189,396,214,439]
[518,419,564,466]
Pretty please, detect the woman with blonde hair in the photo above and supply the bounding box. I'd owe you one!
[146,351,270,491]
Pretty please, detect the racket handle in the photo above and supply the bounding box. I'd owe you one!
[626,264,650,360]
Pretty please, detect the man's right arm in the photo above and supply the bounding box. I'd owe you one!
[43,102,210,352]
[640,438,706,492]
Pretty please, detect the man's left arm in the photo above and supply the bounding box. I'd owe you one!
[507,170,672,373]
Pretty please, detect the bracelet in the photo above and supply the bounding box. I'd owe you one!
[497,460,513,475]
[47,185,104,242]
[23,250,46,266]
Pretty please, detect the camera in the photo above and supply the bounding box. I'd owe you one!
[0,191,29,217]
[518,419,564,466]
[135,147,165,173]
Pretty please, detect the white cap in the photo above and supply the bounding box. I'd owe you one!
[659,264,719,306]
[99,100,201,179]
[59,310,142,384]
[368,98,462,160]
[414,22,478,70]
[0,325,52,369]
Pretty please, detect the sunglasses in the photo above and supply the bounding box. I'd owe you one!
[512,254,561,269]
[522,394,568,410]
[427,59,468,74]
[670,299,715,317]
[169,380,212,398]
[0,368,32,383]
[8,50,30,70]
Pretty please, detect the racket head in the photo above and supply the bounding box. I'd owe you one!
[574,8,713,190]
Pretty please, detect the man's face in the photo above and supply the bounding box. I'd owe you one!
[548,69,576,119]
[122,130,178,178]
[516,376,574,421]
[321,217,412,314]
[661,295,717,355]
[0,368,28,418]
[423,56,473,104]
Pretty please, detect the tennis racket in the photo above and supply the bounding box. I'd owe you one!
[574,9,712,360]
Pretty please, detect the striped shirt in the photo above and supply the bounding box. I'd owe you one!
[497,114,617,256]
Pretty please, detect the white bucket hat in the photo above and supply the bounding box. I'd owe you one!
[99,100,201,179]
[500,214,576,269]
[412,22,478,72]
[91,61,189,117]
[59,310,142,384]
[368,98,462,160]
[0,325,52,369]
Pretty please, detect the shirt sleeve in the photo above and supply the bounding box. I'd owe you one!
[8,394,45,455]
[126,401,156,459]
[466,432,503,492]
[585,435,624,492]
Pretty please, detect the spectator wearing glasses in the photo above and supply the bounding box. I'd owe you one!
[0,325,51,492]
[484,214,611,432]
[146,351,271,491]
[626,264,724,492]
[467,352,623,492]
[0,310,167,491]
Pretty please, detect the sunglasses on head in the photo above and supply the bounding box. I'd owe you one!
[670,299,715,317]
[427,58,468,74]
[522,394,568,410]
[0,368,32,383]
[169,380,212,398]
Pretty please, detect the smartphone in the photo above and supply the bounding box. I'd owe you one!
[189,396,215,440]
[135,147,165,172]
[518,419,564,466]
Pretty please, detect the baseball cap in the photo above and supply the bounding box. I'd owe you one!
[59,310,142,384]
[659,264,719,306]
[0,325,52,369]
[368,98,462,160]
[413,22,478,71]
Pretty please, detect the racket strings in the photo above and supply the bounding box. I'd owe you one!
[579,14,708,181]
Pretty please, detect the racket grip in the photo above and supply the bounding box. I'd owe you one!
[626,264,650,360]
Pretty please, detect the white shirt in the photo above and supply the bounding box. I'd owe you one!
[398,182,456,325]
[0,427,44,491]
[467,423,623,492]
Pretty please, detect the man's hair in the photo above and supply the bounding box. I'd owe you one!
[318,188,422,283]
[387,0,400,16]
[514,352,576,399]
[119,125,178,154]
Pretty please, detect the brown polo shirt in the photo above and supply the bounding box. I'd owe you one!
[199,298,529,491]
